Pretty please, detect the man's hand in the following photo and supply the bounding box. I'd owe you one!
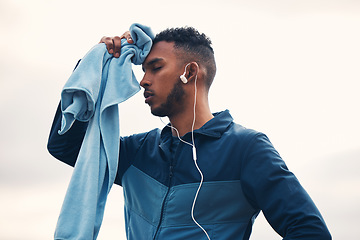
[99,31,134,58]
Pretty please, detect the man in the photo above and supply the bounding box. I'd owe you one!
[48,27,331,239]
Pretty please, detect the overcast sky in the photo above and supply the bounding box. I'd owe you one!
[0,0,359,239]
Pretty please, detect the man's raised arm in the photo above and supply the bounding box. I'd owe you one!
[47,33,134,166]
[47,103,88,166]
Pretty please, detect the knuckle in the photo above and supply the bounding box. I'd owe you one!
[100,36,112,44]
[99,36,107,43]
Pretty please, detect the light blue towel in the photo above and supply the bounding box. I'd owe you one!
[55,23,154,240]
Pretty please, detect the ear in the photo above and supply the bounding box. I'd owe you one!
[184,62,199,84]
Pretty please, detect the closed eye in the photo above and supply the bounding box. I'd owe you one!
[142,58,165,72]
[152,66,162,72]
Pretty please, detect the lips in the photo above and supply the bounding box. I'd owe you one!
[143,90,154,104]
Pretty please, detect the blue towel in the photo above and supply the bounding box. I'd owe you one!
[54,23,154,240]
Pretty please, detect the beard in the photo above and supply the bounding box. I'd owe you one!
[151,81,186,117]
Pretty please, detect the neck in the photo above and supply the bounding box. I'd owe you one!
[168,98,213,137]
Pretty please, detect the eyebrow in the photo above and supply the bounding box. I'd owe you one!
[142,58,164,72]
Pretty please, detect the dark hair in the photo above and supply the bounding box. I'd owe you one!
[153,27,216,89]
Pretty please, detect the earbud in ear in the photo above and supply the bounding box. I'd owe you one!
[180,74,188,84]
[180,63,191,84]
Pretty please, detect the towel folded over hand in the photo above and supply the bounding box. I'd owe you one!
[54,23,154,240]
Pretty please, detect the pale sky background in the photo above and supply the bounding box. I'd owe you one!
[0,0,359,239]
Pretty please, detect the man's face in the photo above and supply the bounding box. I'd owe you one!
[141,41,186,117]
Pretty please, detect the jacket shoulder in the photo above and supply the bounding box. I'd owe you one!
[227,122,264,142]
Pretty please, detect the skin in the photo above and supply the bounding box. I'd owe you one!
[99,32,133,58]
[100,33,213,136]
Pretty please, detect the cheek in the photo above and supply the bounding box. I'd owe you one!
[157,72,179,89]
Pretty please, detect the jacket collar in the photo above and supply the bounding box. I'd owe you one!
[160,109,233,141]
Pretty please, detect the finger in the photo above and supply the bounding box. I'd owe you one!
[99,36,107,44]
[127,35,134,44]
[112,36,121,58]
[121,31,134,44]
[100,36,114,54]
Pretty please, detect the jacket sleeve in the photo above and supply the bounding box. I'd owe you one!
[241,133,331,239]
[47,59,88,166]
[47,102,88,167]
[47,100,148,186]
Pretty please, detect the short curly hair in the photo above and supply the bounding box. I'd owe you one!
[153,27,216,89]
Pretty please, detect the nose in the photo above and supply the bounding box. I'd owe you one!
[140,72,151,88]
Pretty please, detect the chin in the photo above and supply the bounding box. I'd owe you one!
[150,108,167,117]
[150,103,172,117]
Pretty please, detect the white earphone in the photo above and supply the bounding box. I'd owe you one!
[160,60,210,238]
[180,63,191,84]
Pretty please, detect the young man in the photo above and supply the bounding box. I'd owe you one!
[48,27,331,239]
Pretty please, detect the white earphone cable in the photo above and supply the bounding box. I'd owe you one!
[190,74,211,240]
[159,65,210,240]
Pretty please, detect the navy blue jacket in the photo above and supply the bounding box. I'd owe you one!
[48,106,331,239]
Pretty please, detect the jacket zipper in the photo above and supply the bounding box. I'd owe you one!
[153,162,174,239]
